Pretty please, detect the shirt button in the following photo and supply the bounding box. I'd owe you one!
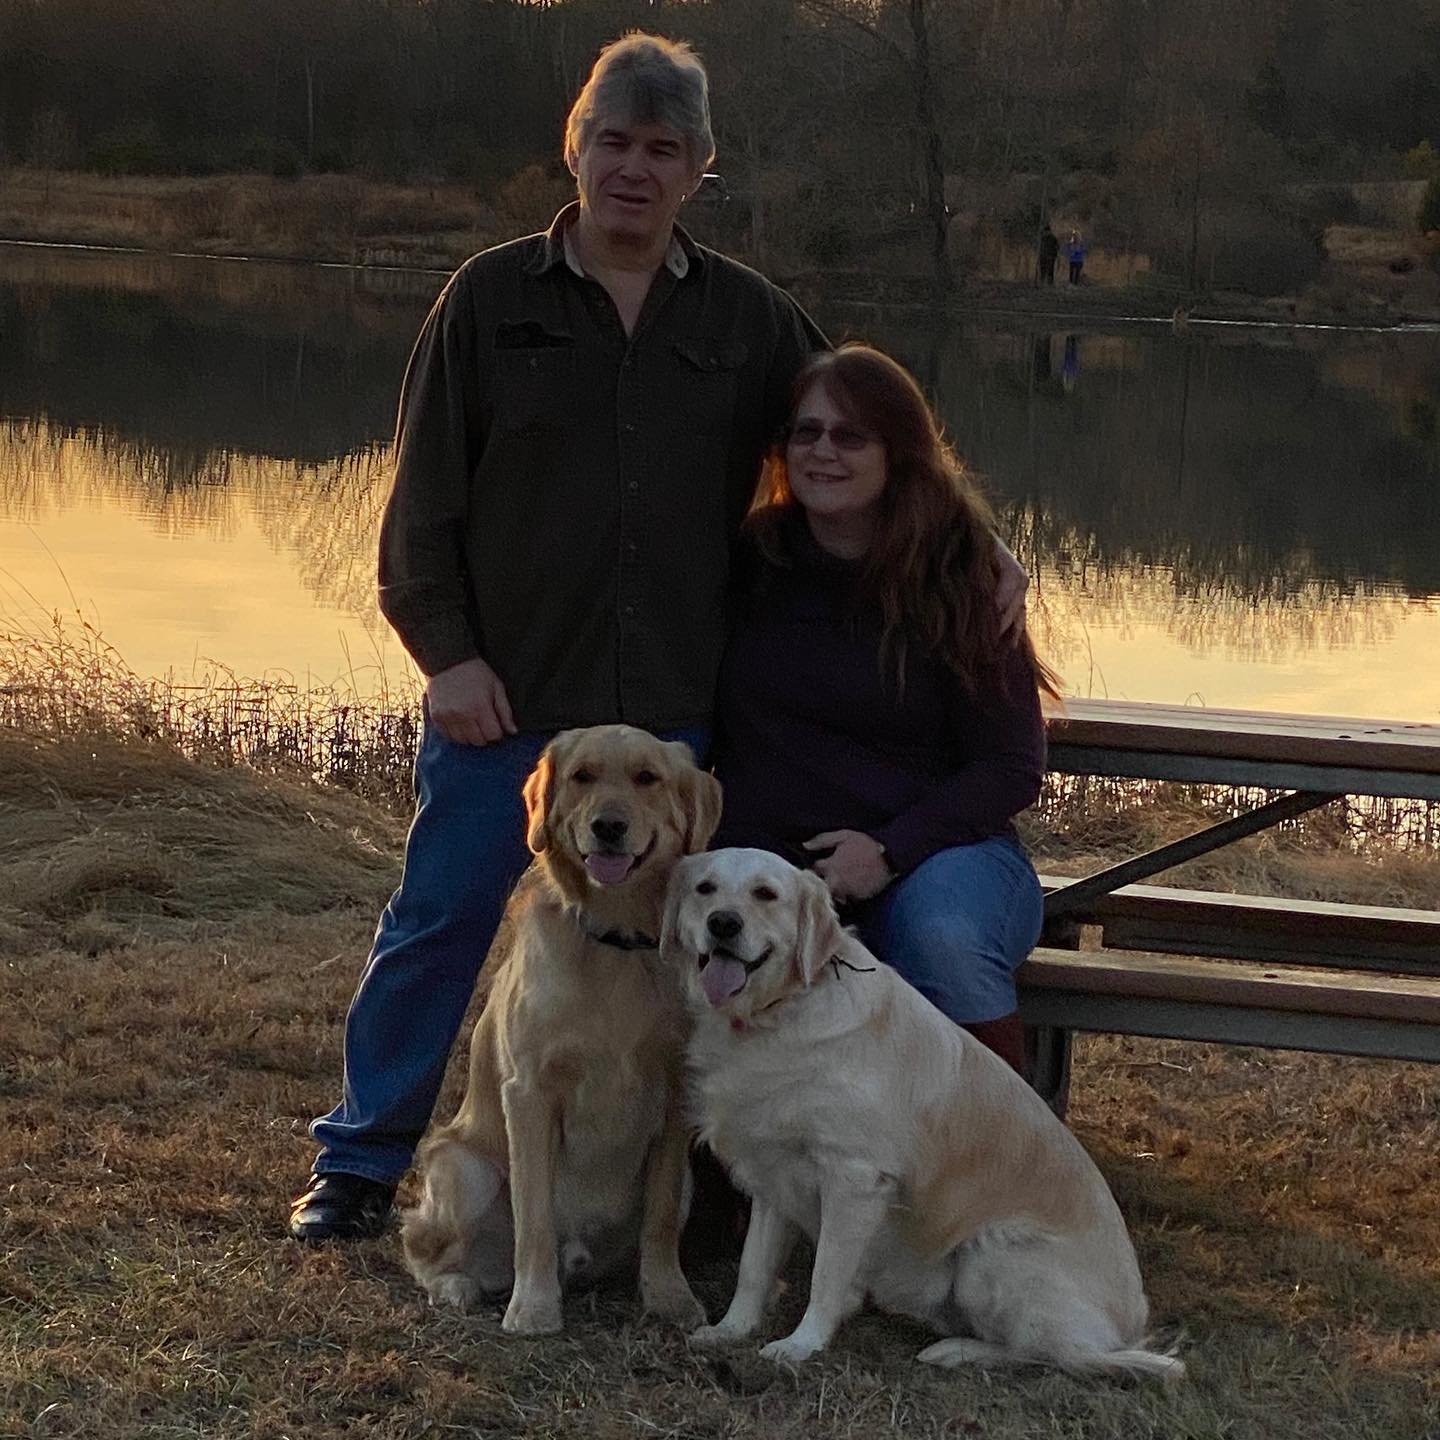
[627,481,639,494]
[623,604,636,617]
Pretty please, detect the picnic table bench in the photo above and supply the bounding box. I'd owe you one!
[1016,699,1440,1109]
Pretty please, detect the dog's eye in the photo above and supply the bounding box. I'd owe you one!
[633,769,659,786]
[695,880,716,895]
[753,885,779,902]
[572,767,596,784]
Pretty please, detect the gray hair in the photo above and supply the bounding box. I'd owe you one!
[564,33,715,174]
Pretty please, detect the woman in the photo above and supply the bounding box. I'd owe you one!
[711,343,1061,1073]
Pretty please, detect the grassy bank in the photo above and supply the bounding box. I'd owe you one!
[6,167,1438,325]
[3,626,1440,1437]
[3,726,1439,1439]
[0,169,497,272]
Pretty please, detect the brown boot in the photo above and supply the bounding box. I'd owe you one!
[962,1013,1028,1078]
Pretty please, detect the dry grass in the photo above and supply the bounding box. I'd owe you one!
[0,169,495,269]
[1313,225,1440,319]
[2,620,1438,1435]
[2,719,1438,1439]
[0,614,421,811]
[8,613,1437,860]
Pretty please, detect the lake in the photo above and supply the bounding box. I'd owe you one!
[3,240,1439,722]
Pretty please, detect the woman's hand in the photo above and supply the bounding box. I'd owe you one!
[803,830,894,904]
[426,656,517,746]
[992,536,1030,643]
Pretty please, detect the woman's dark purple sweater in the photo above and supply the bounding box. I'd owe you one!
[711,521,1047,876]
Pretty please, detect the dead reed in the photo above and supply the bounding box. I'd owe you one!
[5,613,1436,895]
[1,612,421,809]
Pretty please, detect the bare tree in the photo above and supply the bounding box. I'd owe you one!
[799,0,956,293]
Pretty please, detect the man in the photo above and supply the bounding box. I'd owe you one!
[1037,223,1059,285]
[288,34,828,1240]
[289,32,1027,1241]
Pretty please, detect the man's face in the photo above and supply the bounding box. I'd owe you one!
[575,119,702,250]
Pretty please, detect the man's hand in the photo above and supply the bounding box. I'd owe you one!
[992,537,1030,643]
[426,656,517,746]
[803,830,893,905]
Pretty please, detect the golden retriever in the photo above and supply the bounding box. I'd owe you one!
[664,848,1182,1381]
[401,725,721,1335]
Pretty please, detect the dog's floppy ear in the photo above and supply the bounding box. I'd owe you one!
[662,740,724,854]
[683,770,724,854]
[659,855,698,965]
[523,734,569,855]
[792,869,845,988]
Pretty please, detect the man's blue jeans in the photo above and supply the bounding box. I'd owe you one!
[853,834,1044,1025]
[309,719,707,1185]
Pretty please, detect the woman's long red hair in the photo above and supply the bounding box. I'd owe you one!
[746,343,1062,705]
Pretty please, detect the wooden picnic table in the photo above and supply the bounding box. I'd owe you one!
[1021,699,1440,1101]
[1048,698,1440,797]
[1042,700,1440,918]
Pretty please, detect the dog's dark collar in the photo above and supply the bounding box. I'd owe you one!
[580,918,658,951]
[726,952,876,1035]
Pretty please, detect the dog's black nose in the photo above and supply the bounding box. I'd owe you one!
[590,816,628,847]
[706,909,743,941]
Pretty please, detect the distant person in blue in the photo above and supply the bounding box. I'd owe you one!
[1061,333,1081,393]
[1067,228,1088,284]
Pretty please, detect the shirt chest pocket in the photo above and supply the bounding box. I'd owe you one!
[491,339,578,437]
[672,338,748,437]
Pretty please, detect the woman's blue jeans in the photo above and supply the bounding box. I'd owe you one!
[852,833,1044,1026]
[308,719,707,1186]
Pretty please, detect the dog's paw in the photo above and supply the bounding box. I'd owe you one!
[759,1333,823,1367]
[561,1239,594,1282]
[689,1321,749,1348]
[501,1289,563,1336]
[424,1273,481,1311]
[642,1275,707,1329]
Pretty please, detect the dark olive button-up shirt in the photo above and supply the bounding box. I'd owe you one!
[378,204,827,733]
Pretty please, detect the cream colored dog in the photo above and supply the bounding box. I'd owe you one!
[665,848,1182,1381]
[401,725,720,1335]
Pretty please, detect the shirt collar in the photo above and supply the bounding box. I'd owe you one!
[528,201,698,279]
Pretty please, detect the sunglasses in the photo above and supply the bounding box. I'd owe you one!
[786,419,879,452]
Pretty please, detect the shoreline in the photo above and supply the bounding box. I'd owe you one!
[7,232,1435,334]
[5,168,1438,329]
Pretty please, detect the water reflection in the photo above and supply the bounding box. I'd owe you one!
[905,323,1440,600]
[3,244,1439,717]
[1,419,390,617]
[0,244,431,461]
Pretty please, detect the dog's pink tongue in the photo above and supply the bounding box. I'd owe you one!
[584,853,635,885]
[700,956,749,1008]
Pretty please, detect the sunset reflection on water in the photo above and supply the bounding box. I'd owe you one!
[3,243,1439,723]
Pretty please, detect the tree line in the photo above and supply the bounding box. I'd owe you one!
[3,0,1438,291]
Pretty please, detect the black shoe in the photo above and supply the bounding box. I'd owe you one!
[289,1171,395,1243]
